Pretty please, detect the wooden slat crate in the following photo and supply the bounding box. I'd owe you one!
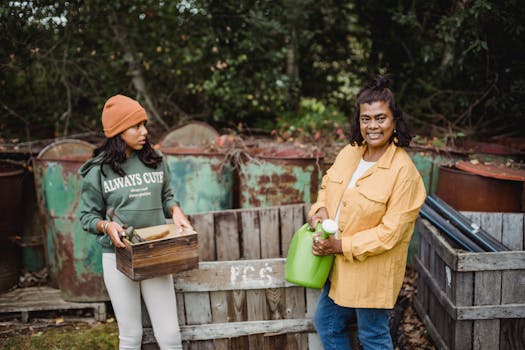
[140,203,359,350]
[414,212,525,350]
[116,225,198,281]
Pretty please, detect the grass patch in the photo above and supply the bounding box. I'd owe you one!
[0,321,118,350]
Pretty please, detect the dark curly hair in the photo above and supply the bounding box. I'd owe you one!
[348,74,412,147]
[93,136,162,177]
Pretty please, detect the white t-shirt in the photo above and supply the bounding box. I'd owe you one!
[334,158,376,235]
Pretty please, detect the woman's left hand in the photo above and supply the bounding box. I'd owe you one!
[171,205,193,230]
[312,233,342,256]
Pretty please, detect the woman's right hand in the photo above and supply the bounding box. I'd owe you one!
[106,222,126,248]
[308,207,328,229]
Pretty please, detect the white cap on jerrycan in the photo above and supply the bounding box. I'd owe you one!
[321,219,338,237]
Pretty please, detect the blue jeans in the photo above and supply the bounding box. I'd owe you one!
[313,281,393,350]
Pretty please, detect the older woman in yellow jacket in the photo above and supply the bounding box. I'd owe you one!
[310,75,426,350]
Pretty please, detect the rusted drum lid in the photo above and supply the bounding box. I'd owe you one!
[455,160,525,182]
[159,122,219,148]
[36,139,95,161]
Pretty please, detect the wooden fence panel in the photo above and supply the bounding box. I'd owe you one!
[143,204,352,349]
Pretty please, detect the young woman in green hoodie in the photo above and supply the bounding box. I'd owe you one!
[79,94,191,350]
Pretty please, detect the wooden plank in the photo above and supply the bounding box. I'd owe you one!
[185,292,212,325]
[0,286,106,321]
[185,319,313,340]
[413,297,449,350]
[457,304,525,320]
[419,219,458,269]
[285,286,307,350]
[214,211,240,261]
[417,220,430,267]
[209,291,229,350]
[481,212,503,242]
[176,292,186,325]
[502,213,524,250]
[501,270,525,304]
[259,207,281,258]
[279,204,306,257]
[453,271,473,306]
[474,271,501,306]
[142,318,314,341]
[184,292,214,349]
[174,259,289,292]
[457,251,525,271]
[473,269,502,349]
[474,319,500,350]
[229,289,249,349]
[240,209,261,259]
[247,289,268,349]
[190,212,216,261]
[305,288,322,350]
[415,256,456,319]
[264,287,287,349]
[499,318,525,350]
[452,320,472,350]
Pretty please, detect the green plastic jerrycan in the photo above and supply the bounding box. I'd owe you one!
[285,219,338,289]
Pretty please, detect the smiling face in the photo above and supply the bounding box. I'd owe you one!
[359,100,395,156]
[120,121,148,157]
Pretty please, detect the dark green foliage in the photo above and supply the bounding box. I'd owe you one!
[1,1,523,142]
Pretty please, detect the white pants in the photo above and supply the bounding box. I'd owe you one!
[103,253,183,350]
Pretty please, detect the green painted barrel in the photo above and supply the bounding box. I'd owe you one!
[238,147,323,208]
[162,147,234,214]
[33,139,108,301]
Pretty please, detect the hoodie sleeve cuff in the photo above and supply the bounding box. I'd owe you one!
[164,199,181,217]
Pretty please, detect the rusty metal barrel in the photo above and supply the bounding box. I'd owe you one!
[161,147,234,214]
[33,139,108,301]
[238,146,323,208]
[0,161,25,291]
[436,164,523,212]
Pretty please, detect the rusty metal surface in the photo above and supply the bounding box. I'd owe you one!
[238,147,323,208]
[455,160,525,182]
[33,140,108,301]
[436,165,523,212]
[162,148,234,214]
[0,161,25,291]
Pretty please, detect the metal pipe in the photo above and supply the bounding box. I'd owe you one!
[420,204,485,252]
[426,194,509,252]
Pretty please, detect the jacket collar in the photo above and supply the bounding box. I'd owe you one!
[361,142,397,169]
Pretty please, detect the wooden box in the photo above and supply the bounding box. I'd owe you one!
[116,224,199,281]
[414,213,525,350]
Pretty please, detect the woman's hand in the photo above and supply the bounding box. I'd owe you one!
[171,205,193,231]
[106,222,126,248]
[308,207,328,229]
[312,233,342,256]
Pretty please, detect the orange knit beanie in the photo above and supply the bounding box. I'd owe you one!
[101,95,148,138]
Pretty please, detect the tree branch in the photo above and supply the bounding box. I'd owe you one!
[108,10,169,130]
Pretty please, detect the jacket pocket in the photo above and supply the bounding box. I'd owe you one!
[355,186,389,219]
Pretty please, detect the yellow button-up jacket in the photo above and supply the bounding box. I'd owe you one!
[309,142,426,308]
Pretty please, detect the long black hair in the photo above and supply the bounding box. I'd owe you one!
[348,74,412,147]
[93,136,162,177]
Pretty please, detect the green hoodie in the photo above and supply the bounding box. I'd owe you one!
[78,151,179,252]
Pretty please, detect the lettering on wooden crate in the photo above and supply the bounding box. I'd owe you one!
[230,262,273,287]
